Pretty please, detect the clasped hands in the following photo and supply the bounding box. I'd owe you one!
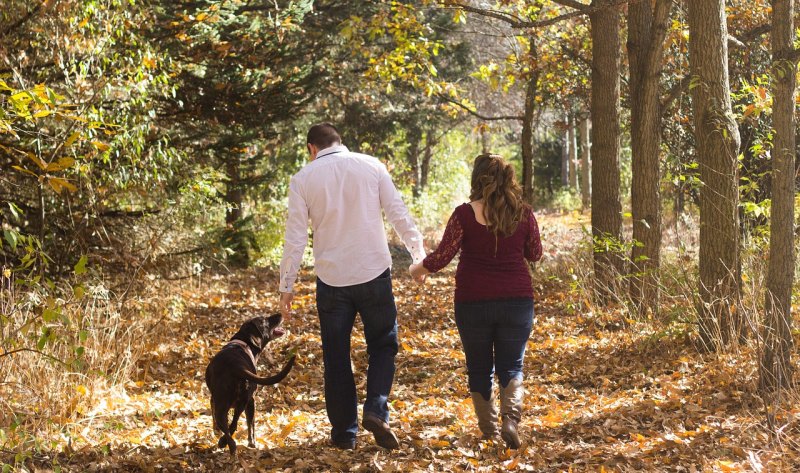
[408,262,429,285]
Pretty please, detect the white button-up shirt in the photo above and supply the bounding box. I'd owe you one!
[279,144,426,292]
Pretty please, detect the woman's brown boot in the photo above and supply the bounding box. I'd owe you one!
[499,378,523,449]
[470,392,498,439]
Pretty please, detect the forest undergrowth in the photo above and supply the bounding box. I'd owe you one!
[2,212,800,472]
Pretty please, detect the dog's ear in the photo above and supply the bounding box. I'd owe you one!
[241,318,264,348]
[267,313,282,328]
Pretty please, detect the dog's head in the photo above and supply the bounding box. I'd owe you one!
[240,313,286,349]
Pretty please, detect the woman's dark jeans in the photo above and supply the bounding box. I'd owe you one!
[316,269,398,445]
[455,297,534,401]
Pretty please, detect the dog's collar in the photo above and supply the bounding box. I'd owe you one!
[224,339,258,367]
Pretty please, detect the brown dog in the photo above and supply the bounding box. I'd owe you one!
[204,313,295,455]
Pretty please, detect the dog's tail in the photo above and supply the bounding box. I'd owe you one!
[240,355,295,385]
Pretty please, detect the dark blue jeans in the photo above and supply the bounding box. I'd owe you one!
[454,298,534,401]
[316,268,398,444]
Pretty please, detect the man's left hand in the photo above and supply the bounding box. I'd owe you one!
[279,292,294,318]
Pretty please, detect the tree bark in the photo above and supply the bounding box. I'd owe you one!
[688,0,743,348]
[590,0,624,297]
[521,73,537,204]
[561,113,570,187]
[568,113,578,190]
[420,129,434,191]
[761,0,796,391]
[224,153,248,267]
[579,116,591,211]
[225,156,243,228]
[627,0,672,315]
[480,125,490,153]
[407,126,422,197]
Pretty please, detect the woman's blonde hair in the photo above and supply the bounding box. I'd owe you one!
[469,153,526,237]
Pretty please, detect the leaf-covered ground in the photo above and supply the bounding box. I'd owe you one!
[22,214,800,471]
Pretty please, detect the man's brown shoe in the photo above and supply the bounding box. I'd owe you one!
[362,413,399,450]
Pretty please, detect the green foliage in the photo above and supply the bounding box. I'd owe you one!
[402,130,474,233]
[547,188,582,213]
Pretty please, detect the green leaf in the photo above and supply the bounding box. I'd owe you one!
[4,230,18,250]
[43,308,59,322]
[37,330,48,350]
[7,202,21,220]
[74,255,88,275]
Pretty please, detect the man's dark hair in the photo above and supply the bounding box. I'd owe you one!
[307,123,342,148]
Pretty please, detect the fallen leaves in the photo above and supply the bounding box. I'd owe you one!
[7,213,800,471]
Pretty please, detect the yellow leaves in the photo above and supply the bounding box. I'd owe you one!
[430,439,450,448]
[142,56,157,70]
[76,384,89,396]
[64,131,81,148]
[26,152,48,170]
[91,141,110,152]
[47,157,76,172]
[195,12,208,22]
[716,460,745,472]
[48,176,78,194]
[279,420,296,438]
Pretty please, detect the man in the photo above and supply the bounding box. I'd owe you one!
[279,123,425,450]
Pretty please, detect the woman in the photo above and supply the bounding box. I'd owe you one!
[409,153,542,449]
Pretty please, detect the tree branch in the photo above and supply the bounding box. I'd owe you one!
[437,94,523,121]
[444,0,627,29]
[1,3,42,38]
[551,0,589,11]
[661,75,692,113]
[0,348,67,365]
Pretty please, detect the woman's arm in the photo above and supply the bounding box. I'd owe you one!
[524,209,542,263]
[408,210,464,282]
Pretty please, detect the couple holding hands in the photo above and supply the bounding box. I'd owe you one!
[278,123,542,451]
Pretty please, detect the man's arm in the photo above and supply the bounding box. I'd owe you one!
[278,176,309,316]
[377,164,426,263]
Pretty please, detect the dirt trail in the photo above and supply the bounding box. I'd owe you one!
[50,214,778,472]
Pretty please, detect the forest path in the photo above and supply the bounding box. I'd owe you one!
[54,213,768,472]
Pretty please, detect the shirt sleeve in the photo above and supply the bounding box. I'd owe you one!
[524,209,543,263]
[279,176,309,293]
[422,210,463,273]
[378,164,426,264]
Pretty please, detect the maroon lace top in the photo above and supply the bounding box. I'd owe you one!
[422,203,542,303]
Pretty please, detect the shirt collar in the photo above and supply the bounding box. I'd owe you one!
[316,144,348,160]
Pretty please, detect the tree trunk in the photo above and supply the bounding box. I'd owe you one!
[627,0,672,315]
[420,129,434,192]
[590,0,624,298]
[760,0,796,391]
[225,156,243,227]
[687,0,743,348]
[407,126,422,197]
[568,113,578,190]
[521,73,537,204]
[561,113,570,187]
[480,125,490,154]
[224,154,248,267]
[579,116,591,211]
